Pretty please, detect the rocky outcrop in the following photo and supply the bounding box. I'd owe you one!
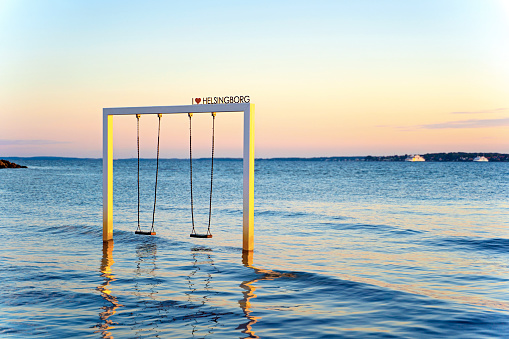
[0,159,27,168]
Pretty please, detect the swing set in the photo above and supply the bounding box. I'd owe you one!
[134,112,216,238]
[102,103,255,251]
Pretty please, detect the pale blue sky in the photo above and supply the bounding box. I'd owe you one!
[1,0,508,157]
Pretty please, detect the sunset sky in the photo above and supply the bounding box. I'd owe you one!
[1,0,508,158]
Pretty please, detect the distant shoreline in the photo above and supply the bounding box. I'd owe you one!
[365,152,509,162]
[4,152,509,162]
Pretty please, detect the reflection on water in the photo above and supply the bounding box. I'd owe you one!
[95,240,123,338]
[135,241,158,277]
[133,240,159,338]
[238,251,295,339]
[185,246,221,337]
[237,251,261,339]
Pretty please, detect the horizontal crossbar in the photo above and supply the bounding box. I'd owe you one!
[104,103,250,116]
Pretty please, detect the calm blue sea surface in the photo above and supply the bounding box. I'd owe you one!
[1,159,508,338]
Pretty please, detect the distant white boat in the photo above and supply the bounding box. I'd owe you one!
[473,156,488,162]
[405,155,425,162]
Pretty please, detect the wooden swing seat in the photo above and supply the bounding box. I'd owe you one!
[135,231,156,236]
[190,233,213,238]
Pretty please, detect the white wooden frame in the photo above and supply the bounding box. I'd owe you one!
[103,103,255,251]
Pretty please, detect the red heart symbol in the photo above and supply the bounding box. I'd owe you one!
[195,98,201,104]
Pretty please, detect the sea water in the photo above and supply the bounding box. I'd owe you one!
[1,159,508,338]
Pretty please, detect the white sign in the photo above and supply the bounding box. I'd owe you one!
[192,96,250,105]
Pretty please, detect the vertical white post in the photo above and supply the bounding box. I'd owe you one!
[103,111,113,241]
[243,104,255,251]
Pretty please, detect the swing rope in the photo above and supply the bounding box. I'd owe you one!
[207,112,216,235]
[136,114,141,232]
[189,112,215,238]
[135,113,161,236]
[189,113,195,234]
[150,114,162,233]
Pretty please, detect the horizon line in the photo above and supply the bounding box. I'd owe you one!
[3,152,507,161]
